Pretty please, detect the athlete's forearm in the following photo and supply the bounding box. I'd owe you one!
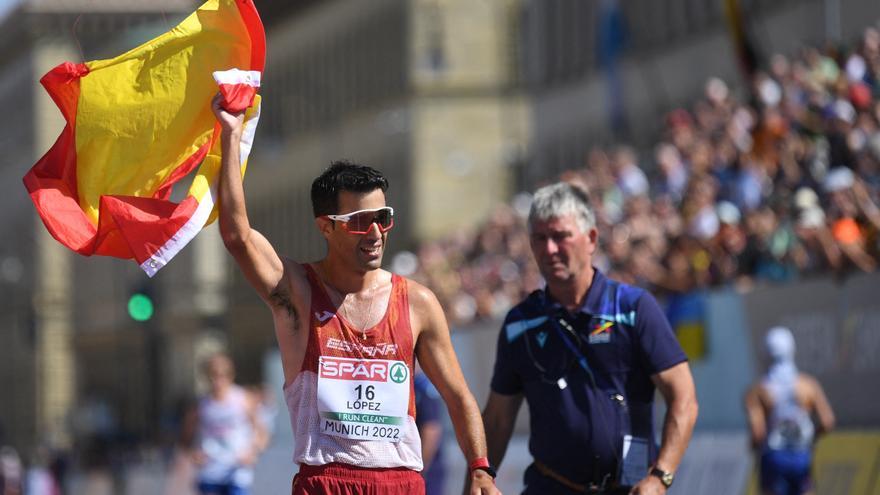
[218,129,253,249]
[445,390,488,462]
[450,393,496,495]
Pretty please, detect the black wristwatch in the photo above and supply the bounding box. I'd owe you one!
[649,467,674,488]
[472,465,497,479]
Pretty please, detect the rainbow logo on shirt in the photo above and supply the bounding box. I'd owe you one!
[588,321,614,344]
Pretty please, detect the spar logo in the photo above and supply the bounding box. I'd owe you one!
[389,362,408,383]
[319,357,390,382]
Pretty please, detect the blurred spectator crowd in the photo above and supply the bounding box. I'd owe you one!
[396,26,880,326]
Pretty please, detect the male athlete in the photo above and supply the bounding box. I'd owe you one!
[183,352,266,495]
[213,95,499,494]
[744,327,835,495]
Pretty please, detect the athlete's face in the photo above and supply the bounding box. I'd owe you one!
[529,214,597,286]
[318,188,389,272]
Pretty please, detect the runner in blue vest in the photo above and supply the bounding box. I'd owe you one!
[744,327,836,495]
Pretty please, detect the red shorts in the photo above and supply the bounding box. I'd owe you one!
[292,462,425,495]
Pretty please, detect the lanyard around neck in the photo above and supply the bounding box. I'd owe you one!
[546,309,598,389]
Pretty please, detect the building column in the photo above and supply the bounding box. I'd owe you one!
[409,0,528,240]
[32,39,77,449]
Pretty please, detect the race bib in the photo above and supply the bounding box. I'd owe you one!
[317,356,411,442]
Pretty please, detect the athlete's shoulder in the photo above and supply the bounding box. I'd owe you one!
[287,257,308,273]
[753,381,774,407]
[796,372,824,396]
[291,258,329,280]
[283,258,311,287]
[402,276,440,308]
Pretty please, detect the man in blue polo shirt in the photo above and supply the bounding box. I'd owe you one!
[482,182,698,494]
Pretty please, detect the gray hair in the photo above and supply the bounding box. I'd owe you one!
[528,182,595,232]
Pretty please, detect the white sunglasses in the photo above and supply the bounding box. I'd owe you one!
[323,207,395,234]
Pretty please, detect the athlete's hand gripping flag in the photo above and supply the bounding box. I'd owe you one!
[23,0,265,276]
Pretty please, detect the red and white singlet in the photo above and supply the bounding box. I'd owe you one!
[283,264,423,470]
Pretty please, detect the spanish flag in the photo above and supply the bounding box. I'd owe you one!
[23,0,265,276]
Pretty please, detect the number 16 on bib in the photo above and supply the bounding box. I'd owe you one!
[317,356,411,442]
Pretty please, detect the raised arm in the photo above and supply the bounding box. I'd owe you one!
[212,94,285,301]
[410,283,500,495]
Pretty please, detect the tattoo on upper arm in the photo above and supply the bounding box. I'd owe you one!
[269,287,299,330]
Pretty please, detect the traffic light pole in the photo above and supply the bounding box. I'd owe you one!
[131,282,162,441]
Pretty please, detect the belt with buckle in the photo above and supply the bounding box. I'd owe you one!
[533,459,589,493]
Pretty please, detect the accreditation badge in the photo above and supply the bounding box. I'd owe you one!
[317,356,410,442]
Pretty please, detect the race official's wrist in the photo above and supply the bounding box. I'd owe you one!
[648,465,674,489]
[644,475,668,494]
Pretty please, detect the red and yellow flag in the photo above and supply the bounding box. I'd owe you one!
[23,0,265,276]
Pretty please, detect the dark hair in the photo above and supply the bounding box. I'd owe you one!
[311,160,389,217]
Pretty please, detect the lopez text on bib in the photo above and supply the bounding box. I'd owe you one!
[317,356,410,442]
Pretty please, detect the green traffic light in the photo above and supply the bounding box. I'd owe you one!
[128,293,154,322]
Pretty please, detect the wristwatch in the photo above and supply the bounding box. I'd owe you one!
[473,465,497,478]
[649,467,674,488]
[469,457,497,479]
